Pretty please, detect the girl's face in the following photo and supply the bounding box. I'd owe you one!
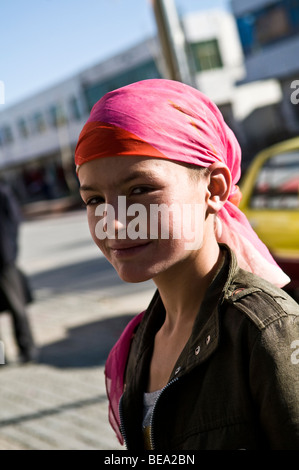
[78,156,210,283]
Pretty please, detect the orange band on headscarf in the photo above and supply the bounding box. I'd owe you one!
[75,121,167,170]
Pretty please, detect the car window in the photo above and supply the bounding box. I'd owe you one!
[250,151,299,210]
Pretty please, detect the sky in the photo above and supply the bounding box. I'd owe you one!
[0,0,230,109]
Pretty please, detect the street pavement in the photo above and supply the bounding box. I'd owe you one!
[0,208,155,450]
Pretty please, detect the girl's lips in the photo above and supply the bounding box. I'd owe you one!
[109,241,151,258]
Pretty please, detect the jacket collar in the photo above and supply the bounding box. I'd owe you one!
[131,244,239,381]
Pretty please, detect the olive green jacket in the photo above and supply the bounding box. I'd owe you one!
[120,245,299,450]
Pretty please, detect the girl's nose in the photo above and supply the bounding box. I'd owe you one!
[96,197,127,239]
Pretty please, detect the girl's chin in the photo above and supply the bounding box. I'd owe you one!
[111,250,189,284]
[115,267,155,284]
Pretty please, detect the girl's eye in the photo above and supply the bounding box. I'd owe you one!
[85,196,104,206]
[131,186,152,196]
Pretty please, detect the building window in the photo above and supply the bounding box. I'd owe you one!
[256,5,291,46]
[69,96,82,120]
[0,125,14,144]
[49,103,67,127]
[190,39,223,72]
[17,118,29,138]
[33,112,46,133]
[236,0,299,56]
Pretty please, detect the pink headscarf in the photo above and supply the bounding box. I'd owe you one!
[75,78,289,288]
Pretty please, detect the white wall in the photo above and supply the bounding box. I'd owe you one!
[182,10,245,103]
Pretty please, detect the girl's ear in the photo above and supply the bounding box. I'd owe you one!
[206,162,231,214]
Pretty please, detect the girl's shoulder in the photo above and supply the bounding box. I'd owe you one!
[223,267,299,331]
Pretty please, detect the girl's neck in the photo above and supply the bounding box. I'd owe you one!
[153,240,222,333]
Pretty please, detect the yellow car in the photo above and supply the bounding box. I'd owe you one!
[239,137,299,291]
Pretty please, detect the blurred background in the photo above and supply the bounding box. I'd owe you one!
[0,0,298,450]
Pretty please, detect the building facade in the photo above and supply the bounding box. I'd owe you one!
[0,9,255,205]
[0,38,162,205]
[231,0,299,147]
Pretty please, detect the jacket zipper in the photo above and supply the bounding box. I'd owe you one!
[149,377,179,450]
[119,377,180,450]
[118,394,128,449]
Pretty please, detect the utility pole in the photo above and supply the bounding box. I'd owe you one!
[151,0,195,86]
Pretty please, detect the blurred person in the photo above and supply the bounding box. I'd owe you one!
[75,79,299,450]
[0,179,37,364]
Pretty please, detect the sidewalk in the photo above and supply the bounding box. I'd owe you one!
[0,209,155,450]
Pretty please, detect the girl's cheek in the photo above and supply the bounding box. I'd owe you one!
[88,213,103,247]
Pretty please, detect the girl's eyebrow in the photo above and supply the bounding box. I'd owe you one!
[121,170,157,184]
[79,184,97,194]
[80,170,157,193]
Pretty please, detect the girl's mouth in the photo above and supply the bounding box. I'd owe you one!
[109,241,151,258]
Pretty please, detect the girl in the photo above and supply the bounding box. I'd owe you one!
[75,79,299,450]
